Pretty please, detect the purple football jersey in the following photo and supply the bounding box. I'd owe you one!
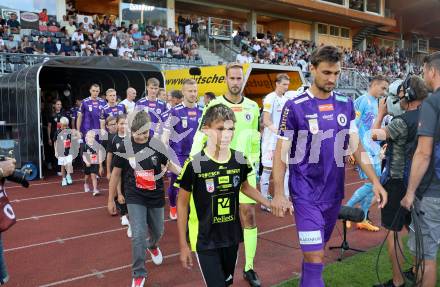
[79,97,106,134]
[279,91,356,203]
[135,98,167,136]
[164,104,202,156]
[100,103,126,120]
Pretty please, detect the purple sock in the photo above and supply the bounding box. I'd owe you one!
[300,262,324,287]
[167,173,178,207]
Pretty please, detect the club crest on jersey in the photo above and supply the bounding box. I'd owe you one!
[308,119,319,134]
[181,118,188,128]
[156,108,161,114]
[233,175,240,187]
[244,112,253,122]
[206,178,215,193]
[337,114,348,127]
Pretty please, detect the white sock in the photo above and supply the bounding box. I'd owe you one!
[260,169,271,199]
[284,170,290,199]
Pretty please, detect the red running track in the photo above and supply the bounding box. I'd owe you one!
[3,168,388,287]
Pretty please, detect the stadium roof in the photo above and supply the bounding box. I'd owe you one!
[388,0,440,37]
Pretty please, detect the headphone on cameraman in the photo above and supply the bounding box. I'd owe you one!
[402,75,417,102]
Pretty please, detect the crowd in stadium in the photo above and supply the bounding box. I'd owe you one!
[0,10,201,62]
[235,32,419,79]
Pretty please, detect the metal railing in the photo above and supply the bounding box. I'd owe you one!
[337,67,370,90]
[207,17,233,40]
[0,52,206,75]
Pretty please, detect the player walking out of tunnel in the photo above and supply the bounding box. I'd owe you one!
[161,79,202,220]
[272,45,388,287]
[190,63,262,287]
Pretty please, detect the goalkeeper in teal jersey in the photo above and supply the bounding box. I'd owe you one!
[190,63,262,287]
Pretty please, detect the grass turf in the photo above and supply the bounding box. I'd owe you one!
[275,237,440,287]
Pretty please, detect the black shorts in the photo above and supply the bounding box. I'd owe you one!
[196,244,239,287]
[381,178,411,231]
[84,164,99,175]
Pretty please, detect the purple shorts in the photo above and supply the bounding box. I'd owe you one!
[294,200,341,252]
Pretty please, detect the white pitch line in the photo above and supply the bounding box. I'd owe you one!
[6,219,173,252]
[38,224,295,287]
[345,180,365,186]
[17,206,107,221]
[10,191,90,203]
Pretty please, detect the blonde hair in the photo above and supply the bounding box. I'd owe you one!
[225,62,243,76]
[60,117,69,127]
[106,88,117,96]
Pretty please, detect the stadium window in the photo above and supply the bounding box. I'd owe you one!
[321,0,345,5]
[349,0,364,12]
[330,26,340,37]
[366,0,381,14]
[341,28,350,38]
[318,24,328,34]
[418,39,429,53]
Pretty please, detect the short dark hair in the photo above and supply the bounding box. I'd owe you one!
[276,73,290,83]
[408,75,429,101]
[130,110,151,133]
[369,75,389,86]
[204,92,216,101]
[424,51,440,73]
[202,104,236,127]
[116,114,127,123]
[310,45,342,67]
[170,90,183,99]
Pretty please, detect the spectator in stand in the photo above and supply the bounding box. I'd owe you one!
[0,15,6,37]
[6,13,20,34]
[105,29,120,57]
[59,40,74,56]
[82,16,95,34]
[21,36,34,54]
[64,19,76,38]
[44,37,58,55]
[80,39,94,56]
[236,47,252,64]
[34,36,45,54]
[71,29,84,44]
[0,38,4,52]
[177,15,185,35]
[39,8,49,26]
[4,35,18,53]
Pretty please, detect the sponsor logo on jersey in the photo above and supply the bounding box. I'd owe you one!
[206,178,215,193]
[337,114,348,127]
[218,176,230,185]
[299,230,322,245]
[355,111,361,118]
[335,95,348,102]
[305,113,318,119]
[148,102,156,108]
[308,119,319,135]
[318,104,334,112]
[322,114,334,121]
[188,111,197,116]
[231,106,242,112]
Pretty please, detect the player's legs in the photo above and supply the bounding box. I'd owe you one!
[260,149,274,207]
[91,173,98,191]
[127,203,149,278]
[295,200,341,287]
[196,249,227,287]
[146,207,164,249]
[167,156,186,219]
[240,174,260,286]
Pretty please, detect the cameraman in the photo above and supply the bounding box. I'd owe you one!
[372,76,428,287]
[401,52,440,287]
[0,157,16,284]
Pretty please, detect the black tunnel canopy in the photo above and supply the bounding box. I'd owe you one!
[0,56,164,179]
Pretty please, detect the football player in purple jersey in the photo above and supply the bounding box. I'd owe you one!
[100,88,126,131]
[272,45,388,287]
[162,79,202,220]
[77,84,107,138]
